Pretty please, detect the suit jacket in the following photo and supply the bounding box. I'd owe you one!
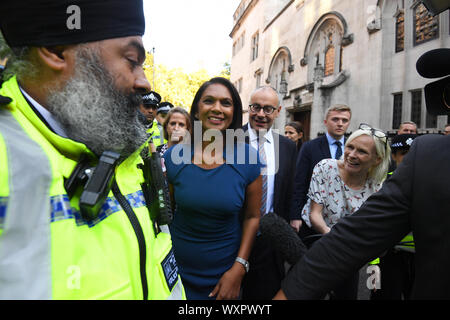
[289,135,332,221]
[241,124,297,299]
[242,124,297,221]
[281,134,450,299]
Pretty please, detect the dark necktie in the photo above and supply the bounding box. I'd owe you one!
[334,141,342,159]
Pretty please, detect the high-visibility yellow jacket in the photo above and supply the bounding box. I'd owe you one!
[147,120,166,148]
[0,76,185,300]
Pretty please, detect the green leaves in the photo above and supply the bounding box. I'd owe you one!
[143,52,230,111]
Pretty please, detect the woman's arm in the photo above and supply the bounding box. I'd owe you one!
[309,200,330,234]
[209,175,262,300]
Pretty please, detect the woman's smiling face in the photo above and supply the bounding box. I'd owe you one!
[343,134,381,176]
[195,83,234,132]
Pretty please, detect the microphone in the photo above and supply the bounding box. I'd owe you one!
[416,48,450,79]
[259,212,307,265]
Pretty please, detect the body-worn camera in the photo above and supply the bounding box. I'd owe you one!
[65,151,120,222]
[79,151,121,221]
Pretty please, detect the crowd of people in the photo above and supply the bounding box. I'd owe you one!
[0,0,449,301]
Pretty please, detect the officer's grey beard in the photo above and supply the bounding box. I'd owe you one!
[46,48,148,160]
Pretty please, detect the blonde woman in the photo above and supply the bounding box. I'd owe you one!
[301,123,390,299]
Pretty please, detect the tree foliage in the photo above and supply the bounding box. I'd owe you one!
[143,52,230,111]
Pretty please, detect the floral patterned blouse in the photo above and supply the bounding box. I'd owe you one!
[301,158,381,229]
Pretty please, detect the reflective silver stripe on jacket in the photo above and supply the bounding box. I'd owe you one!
[166,279,184,300]
[0,197,7,229]
[49,191,147,227]
[157,123,165,145]
[0,109,53,299]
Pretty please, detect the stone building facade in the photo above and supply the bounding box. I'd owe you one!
[230,0,450,140]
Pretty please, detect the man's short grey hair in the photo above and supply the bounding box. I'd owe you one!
[250,86,280,106]
[399,121,417,129]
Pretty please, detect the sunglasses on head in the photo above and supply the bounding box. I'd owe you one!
[359,123,388,151]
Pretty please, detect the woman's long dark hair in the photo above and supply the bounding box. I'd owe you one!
[286,121,304,151]
[189,77,243,135]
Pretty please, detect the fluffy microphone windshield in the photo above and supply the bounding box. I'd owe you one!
[259,213,307,265]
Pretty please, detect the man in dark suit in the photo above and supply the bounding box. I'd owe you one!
[241,86,297,300]
[289,105,352,238]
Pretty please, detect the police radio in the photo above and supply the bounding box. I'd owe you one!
[138,140,173,234]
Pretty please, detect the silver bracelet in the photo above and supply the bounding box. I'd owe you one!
[235,257,249,273]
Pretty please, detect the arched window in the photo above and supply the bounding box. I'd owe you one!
[301,12,353,84]
[395,9,405,52]
[413,2,439,46]
[324,33,335,76]
[266,47,294,96]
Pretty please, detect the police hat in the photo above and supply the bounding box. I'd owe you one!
[157,102,173,114]
[142,91,161,107]
[390,134,418,152]
[0,0,145,47]
[416,48,450,116]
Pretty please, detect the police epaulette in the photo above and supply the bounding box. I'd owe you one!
[0,94,12,106]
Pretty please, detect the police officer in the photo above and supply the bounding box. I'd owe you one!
[140,91,161,127]
[141,91,165,148]
[0,0,184,300]
[156,101,173,141]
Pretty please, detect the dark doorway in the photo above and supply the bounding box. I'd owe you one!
[293,110,311,141]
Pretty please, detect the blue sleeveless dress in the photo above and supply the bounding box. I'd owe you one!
[163,142,261,300]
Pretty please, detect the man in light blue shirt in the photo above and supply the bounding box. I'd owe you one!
[325,129,346,160]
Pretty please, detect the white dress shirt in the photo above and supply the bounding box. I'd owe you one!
[19,87,69,138]
[248,122,275,215]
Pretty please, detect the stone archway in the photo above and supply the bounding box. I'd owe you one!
[300,11,353,85]
[265,46,294,96]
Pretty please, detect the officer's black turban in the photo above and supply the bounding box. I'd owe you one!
[0,0,145,47]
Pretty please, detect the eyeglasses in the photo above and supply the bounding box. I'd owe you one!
[249,103,277,115]
[359,123,388,150]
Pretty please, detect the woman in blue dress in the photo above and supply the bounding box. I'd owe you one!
[163,77,262,300]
